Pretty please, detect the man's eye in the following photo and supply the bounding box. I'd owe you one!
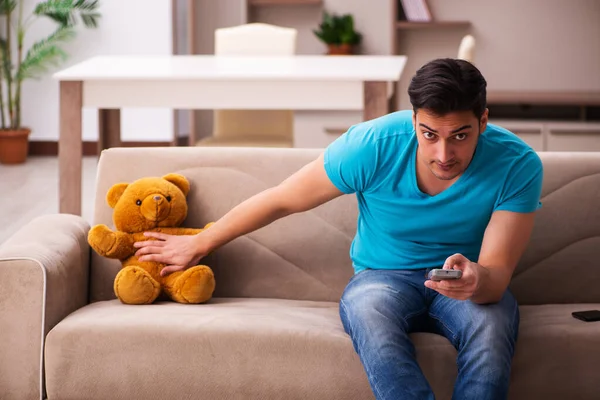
[423,132,436,140]
[455,133,467,141]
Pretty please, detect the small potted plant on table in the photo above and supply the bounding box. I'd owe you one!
[313,11,362,55]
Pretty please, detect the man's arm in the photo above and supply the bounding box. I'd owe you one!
[136,153,343,269]
[197,152,344,253]
[470,210,536,304]
[425,210,536,304]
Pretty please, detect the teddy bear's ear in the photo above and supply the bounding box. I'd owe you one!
[163,173,190,196]
[106,183,129,208]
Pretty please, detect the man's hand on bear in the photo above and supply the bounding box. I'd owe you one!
[134,232,207,277]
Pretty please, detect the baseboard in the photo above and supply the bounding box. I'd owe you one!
[28,137,190,156]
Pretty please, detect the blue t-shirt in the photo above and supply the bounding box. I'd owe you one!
[323,110,544,274]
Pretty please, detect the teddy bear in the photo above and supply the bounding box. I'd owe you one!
[87,173,216,305]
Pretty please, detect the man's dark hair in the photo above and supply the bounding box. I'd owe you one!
[408,58,487,120]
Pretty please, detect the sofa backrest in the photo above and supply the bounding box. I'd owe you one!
[90,148,600,305]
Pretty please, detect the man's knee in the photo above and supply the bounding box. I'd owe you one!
[340,271,425,337]
[340,280,399,329]
[464,292,519,346]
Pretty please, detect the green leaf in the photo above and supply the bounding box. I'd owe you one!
[0,38,11,81]
[17,26,75,80]
[34,0,100,28]
[0,0,17,15]
[312,12,362,45]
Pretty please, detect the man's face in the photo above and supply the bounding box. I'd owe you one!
[413,108,488,181]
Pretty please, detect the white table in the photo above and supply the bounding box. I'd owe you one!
[53,55,407,215]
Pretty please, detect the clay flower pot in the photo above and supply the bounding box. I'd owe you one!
[327,43,354,55]
[0,128,31,164]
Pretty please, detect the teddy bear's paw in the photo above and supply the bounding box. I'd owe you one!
[88,224,117,256]
[170,265,216,304]
[114,266,161,305]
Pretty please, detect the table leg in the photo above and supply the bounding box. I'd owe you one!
[98,109,122,154]
[388,81,398,113]
[59,81,83,215]
[363,81,389,122]
[187,110,197,146]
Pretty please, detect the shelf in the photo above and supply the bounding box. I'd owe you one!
[487,91,600,106]
[248,0,322,5]
[324,127,347,135]
[396,21,471,30]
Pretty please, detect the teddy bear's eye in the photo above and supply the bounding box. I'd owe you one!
[166,196,172,202]
[136,199,142,206]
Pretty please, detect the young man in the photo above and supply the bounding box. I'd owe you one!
[134,58,544,400]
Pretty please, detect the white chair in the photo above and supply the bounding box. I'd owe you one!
[457,34,476,63]
[196,23,297,148]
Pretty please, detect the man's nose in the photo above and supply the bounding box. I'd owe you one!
[437,142,452,162]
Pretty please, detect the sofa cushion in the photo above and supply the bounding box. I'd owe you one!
[508,304,600,399]
[44,299,600,400]
[44,298,373,400]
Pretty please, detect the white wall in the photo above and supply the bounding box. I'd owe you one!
[20,0,174,142]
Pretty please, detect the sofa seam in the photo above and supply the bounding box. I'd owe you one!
[242,234,336,294]
[514,234,600,281]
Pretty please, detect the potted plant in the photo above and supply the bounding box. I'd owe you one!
[0,0,100,164]
[313,11,362,55]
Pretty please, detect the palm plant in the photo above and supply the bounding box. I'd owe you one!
[0,0,100,130]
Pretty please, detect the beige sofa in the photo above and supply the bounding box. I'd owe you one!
[1,147,600,400]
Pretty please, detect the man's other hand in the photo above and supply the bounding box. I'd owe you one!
[424,253,482,301]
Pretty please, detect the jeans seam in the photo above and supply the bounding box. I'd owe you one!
[340,298,386,400]
[339,299,352,334]
[401,306,427,326]
[428,312,458,345]
[511,297,519,341]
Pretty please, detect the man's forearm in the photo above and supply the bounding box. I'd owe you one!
[470,263,512,304]
[194,186,293,254]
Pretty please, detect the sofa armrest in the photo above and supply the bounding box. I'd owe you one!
[0,214,90,400]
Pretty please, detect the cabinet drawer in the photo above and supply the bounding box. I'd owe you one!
[293,110,362,148]
[547,129,600,151]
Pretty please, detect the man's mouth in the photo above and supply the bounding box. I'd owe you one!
[437,162,456,171]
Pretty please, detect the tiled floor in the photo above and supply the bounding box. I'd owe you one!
[0,156,98,244]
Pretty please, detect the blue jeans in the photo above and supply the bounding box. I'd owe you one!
[339,268,519,400]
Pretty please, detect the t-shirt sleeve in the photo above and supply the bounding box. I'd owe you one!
[494,151,544,213]
[323,124,379,194]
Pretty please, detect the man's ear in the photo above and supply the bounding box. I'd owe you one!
[412,110,417,131]
[479,108,489,134]
[163,173,190,196]
[107,183,129,208]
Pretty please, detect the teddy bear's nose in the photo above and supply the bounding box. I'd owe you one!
[153,195,162,201]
